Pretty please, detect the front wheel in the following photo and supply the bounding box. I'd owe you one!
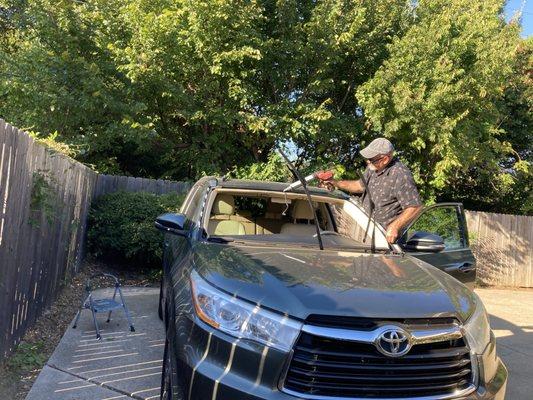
[161,296,185,400]
[160,336,186,400]
[158,278,165,321]
[160,336,172,400]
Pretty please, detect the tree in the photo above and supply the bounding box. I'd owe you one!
[0,0,409,178]
[436,37,532,214]
[0,0,530,214]
[357,0,529,206]
[105,0,410,175]
[0,0,154,175]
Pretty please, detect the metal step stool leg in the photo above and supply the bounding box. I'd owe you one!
[88,295,101,340]
[117,286,135,332]
[107,286,119,323]
[72,295,88,329]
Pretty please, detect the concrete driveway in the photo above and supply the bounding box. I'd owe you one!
[25,287,164,400]
[25,287,532,400]
[476,288,533,400]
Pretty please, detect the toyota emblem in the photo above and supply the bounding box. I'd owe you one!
[375,327,412,357]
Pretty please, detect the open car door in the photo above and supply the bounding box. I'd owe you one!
[398,203,476,288]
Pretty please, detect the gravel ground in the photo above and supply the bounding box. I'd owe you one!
[0,259,159,400]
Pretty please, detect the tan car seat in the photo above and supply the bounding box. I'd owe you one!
[230,210,256,235]
[280,200,318,236]
[208,194,246,235]
[256,201,287,234]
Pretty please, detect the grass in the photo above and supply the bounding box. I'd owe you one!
[6,342,47,373]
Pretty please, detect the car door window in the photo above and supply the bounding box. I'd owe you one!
[406,205,465,250]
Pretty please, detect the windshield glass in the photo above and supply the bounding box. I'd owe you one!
[203,190,381,251]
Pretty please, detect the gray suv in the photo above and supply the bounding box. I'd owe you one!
[156,177,507,400]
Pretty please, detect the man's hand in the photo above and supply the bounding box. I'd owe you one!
[318,179,337,191]
[385,225,400,244]
[317,171,364,194]
[386,206,422,244]
[316,170,337,191]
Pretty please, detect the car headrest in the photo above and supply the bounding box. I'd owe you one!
[266,200,286,213]
[212,194,235,215]
[291,200,316,220]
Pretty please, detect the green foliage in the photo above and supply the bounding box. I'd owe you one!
[437,37,532,215]
[228,151,292,182]
[87,191,185,268]
[0,0,407,178]
[7,341,46,372]
[407,207,462,249]
[0,0,531,214]
[357,0,530,205]
[228,151,348,184]
[29,131,78,159]
[29,170,56,227]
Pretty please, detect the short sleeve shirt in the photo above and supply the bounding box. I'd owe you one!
[361,159,422,228]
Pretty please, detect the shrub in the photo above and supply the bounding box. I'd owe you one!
[88,191,185,268]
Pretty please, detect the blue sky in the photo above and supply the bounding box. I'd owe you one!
[505,0,532,37]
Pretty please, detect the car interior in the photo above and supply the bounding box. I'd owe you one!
[205,190,338,236]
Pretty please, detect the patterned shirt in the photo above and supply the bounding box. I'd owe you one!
[361,159,422,228]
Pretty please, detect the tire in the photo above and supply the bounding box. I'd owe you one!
[158,278,164,321]
[160,337,176,399]
[160,299,185,400]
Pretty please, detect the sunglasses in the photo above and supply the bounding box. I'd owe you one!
[366,155,386,165]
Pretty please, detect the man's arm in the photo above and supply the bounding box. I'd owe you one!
[385,205,423,244]
[328,179,365,194]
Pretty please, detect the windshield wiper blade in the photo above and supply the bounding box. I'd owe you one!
[359,170,376,254]
[278,148,324,251]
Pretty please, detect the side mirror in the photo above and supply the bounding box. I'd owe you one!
[402,231,446,253]
[155,213,188,236]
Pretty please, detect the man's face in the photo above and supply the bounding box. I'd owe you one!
[366,153,391,172]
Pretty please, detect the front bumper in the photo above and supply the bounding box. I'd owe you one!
[176,317,508,400]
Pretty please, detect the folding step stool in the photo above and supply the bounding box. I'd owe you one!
[72,273,135,340]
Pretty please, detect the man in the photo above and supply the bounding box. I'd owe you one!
[319,138,422,244]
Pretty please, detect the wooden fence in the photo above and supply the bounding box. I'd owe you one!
[466,211,533,288]
[0,120,191,361]
[94,174,191,198]
[0,120,98,360]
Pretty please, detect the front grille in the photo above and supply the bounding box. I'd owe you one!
[304,315,459,331]
[283,326,473,398]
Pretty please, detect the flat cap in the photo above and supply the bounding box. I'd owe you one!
[360,137,394,159]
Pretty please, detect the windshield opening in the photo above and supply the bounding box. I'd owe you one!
[203,190,388,251]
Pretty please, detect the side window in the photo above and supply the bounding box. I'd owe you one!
[406,206,465,250]
[330,204,366,244]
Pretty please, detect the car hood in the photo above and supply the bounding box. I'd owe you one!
[193,242,477,322]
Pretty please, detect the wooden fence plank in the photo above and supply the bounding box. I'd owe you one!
[465,210,532,288]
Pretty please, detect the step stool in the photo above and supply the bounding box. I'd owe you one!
[72,273,135,340]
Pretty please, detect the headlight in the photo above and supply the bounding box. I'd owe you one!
[190,271,302,352]
[463,293,491,355]
[463,294,501,383]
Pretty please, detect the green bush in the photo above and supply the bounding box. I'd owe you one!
[88,191,185,268]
